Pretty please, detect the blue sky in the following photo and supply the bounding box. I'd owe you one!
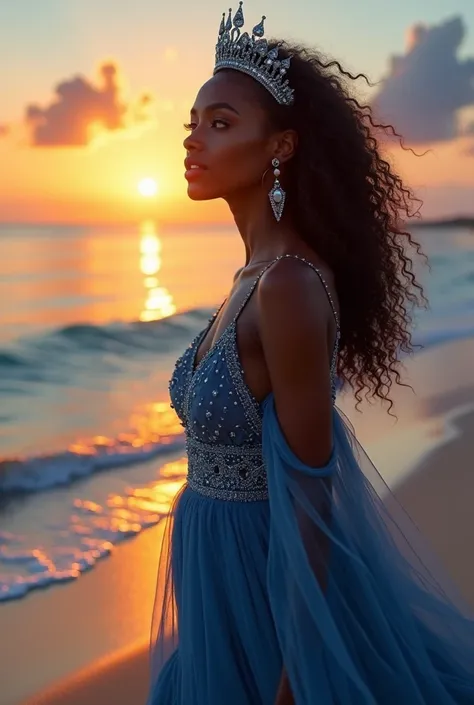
[1,0,473,120]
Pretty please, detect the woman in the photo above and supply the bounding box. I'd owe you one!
[148,5,474,704]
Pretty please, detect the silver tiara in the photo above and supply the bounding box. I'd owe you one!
[214,2,295,106]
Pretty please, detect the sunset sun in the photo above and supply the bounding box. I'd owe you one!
[138,177,159,198]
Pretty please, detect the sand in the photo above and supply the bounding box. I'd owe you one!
[1,522,166,705]
[3,338,474,705]
[396,407,474,605]
[19,644,150,705]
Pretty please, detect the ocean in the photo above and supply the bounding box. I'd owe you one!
[1,221,473,601]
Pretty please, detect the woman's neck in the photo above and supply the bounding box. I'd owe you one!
[227,191,302,266]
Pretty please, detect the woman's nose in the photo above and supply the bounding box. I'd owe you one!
[183,128,203,152]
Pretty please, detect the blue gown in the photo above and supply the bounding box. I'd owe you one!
[148,255,474,705]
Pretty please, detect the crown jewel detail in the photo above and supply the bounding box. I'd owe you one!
[214,3,295,106]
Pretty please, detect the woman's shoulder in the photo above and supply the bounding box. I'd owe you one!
[259,253,336,307]
[258,256,332,330]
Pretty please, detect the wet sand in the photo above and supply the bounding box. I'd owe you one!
[396,406,474,605]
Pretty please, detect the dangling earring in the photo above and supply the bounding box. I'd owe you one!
[268,158,286,222]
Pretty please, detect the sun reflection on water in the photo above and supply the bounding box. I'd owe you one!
[68,401,183,457]
[139,220,176,322]
[61,220,184,469]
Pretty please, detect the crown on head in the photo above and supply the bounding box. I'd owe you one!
[214,2,295,106]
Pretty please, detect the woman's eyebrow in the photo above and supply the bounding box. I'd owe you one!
[190,102,240,116]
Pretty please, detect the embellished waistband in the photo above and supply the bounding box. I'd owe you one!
[186,436,268,502]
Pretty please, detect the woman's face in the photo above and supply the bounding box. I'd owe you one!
[183,71,275,201]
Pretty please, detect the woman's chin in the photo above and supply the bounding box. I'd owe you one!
[186,184,219,201]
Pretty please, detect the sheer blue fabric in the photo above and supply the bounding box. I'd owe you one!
[263,394,474,704]
[147,255,474,704]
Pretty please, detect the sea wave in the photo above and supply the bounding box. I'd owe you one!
[2,323,474,496]
[0,435,185,493]
[1,272,474,496]
[0,308,209,379]
[0,308,208,494]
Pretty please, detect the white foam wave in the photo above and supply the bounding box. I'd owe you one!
[0,436,185,493]
[0,459,187,601]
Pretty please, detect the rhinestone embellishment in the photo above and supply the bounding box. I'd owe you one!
[168,254,340,502]
[214,3,295,107]
[186,437,268,502]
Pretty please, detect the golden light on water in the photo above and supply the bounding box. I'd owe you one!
[64,217,183,460]
[69,401,183,456]
[138,177,159,197]
[139,220,176,322]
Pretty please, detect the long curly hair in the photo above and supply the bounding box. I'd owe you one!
[258,42,426,407]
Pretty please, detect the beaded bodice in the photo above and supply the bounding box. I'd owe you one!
[169,255,340,502]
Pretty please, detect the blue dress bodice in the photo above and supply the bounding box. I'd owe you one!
[170,319,263,448]
[169,254,340,502]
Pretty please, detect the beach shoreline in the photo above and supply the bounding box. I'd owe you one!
[2,521,165,705]
[18,409,474,705]
[2,337,474,705]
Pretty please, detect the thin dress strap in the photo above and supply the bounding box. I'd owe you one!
[233,254,340,332]
[231,258,283,324]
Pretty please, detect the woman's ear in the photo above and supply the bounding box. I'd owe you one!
[274,129,298,164]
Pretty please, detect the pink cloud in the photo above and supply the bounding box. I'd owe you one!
[25,62,154,147]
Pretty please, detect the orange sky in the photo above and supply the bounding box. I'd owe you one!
[1,68,473,226]
[1,3,473,224]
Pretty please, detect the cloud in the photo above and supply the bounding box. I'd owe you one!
[373,17,474,144]
[25,62,155,147]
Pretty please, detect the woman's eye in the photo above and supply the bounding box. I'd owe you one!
[183,119,228,132]
[212,119,228,129]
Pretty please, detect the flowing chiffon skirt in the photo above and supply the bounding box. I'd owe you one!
[148,394,474,704]
[150,487,282,704]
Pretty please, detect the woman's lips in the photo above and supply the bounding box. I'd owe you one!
[184,158,207,181]
[184,166,207,181]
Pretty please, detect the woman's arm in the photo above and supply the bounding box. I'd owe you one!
[258,258,334,469]
[257,258,335,705]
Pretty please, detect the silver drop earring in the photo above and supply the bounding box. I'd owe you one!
[268,158,286,222]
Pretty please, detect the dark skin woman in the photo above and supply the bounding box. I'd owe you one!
[183,46,421,705]
[183,57,422,459]
[146,26,474,705]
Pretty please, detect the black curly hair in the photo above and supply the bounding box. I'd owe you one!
[255,41,426,407]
